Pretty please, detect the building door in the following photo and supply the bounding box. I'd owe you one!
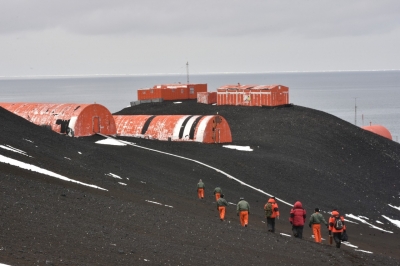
[93,116,100,133]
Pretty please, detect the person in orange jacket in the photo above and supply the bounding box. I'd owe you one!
[264,196,280,232]
[197,179,205,199]
[328,209,346,248]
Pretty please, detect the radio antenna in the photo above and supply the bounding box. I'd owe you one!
[186,61,189,84]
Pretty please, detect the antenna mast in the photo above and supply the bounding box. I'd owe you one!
[354,97,357,126]
[186,61,189,84]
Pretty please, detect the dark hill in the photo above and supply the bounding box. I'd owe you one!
[1,101,400,265]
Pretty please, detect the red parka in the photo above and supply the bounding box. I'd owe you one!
[289,201,306,226]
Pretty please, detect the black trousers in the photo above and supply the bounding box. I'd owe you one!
[333,232,342,248]
[292,225,304,239]
[267,217,276,232]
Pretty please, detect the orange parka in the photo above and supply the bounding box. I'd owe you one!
[328,210,346,233]
[265,197,280,218]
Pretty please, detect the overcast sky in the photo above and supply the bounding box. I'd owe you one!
[1,0,399,77]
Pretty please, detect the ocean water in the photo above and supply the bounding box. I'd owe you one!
[1,71,399,140]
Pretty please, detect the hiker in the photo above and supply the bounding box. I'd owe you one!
[216,194,228,221]
[309,208,328,243]
[289,201,306,239]
[197,179,205,199]
[236,197,250,227]
[328,209,346,248]
[264,196,280,232]
[213,186,222,201]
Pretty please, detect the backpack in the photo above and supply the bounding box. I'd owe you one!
[265,202,273,218]
[334,216,343,230]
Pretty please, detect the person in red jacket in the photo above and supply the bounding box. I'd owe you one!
[289,201,306,239]
[328,209,346,248]
[264,196,280,232]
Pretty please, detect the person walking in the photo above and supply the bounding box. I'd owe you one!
[236,197,250,227]
[309,208,328,243]
[216,194,228,221]
[197,179,205,199]
[328,209,346,248]
[213,186,222,201]
[264,196,280,232]
[289,201,306,239]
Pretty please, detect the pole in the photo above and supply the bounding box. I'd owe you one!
[186,62,189,84]
[354,98,357,126]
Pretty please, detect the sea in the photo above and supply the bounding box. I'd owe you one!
[1,70,399,141]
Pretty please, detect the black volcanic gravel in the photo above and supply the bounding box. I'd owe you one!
[1,101,400,265]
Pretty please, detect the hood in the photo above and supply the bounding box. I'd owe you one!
[331,210,340,217]
[293,201,303,209]
[267,197,276,204]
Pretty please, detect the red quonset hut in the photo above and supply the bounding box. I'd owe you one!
[217,84,289,106]
[0,103,116,137]
[137,84,207,101]
[362,125,392,140]
[113,115,232,143]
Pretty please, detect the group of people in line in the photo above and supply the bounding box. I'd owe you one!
[197,179,347,248]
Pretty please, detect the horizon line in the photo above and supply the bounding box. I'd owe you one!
[0,69,399,79]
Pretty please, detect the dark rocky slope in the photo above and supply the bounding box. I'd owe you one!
[1,101,399,265]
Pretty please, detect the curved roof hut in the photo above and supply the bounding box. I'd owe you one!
[113,115,232,143]
[0,103,116,137]
[361,125,392,140]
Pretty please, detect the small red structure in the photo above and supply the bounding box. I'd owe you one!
[0,102,116,137]
[113,115,232,143]
[137,84,207,101]
[197,92,217,104]
[362,125,392,140]
[217,84,289,106]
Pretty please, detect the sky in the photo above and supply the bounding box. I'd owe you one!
[1,0,400,76]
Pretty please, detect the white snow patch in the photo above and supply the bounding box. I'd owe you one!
[355,249,373,254]
[342,242,358,248]
[118,182,127,186]
[173,102,182,104]
[64,157,71,160]
[23,138,34,143]
[381,215,400,229]
[0,145,31,157]
[0,155,107,191]
[140,181,146,184]
[223,145,253,151]
[376,220,383,224]
[346,214,393,233]
[96,138,127,146]
[228,202,236,205]
[344,219,359,224]
[280,233,291,237]
[0,263,12,266]
[106,173,122,179]
[388,204,400,211]
[145,200,173,208]
[359,215,369,220]
[78,151,82,154]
